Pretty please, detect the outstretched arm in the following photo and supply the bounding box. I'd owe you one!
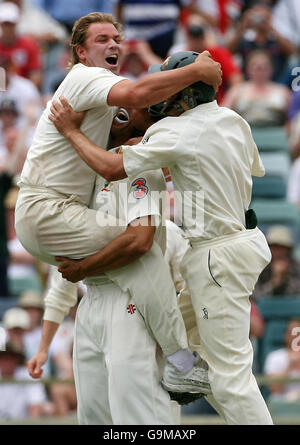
[49,97,128,181]
[107,50,222,108]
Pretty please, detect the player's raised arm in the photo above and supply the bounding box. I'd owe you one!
[107,50,222,108]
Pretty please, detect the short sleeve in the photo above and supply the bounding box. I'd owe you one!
[123,122,181,178]
[242,120,265,177]
[66,66,127,111]
[251,144,265,178]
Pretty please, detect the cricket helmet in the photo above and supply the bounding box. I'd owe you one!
[148,51,216,117]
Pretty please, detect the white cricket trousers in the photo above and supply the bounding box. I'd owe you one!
[180,228,273,425]
[15,186,188,356]
[73,282,179,425]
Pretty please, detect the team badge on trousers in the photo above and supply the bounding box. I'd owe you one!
[127,304,136,314]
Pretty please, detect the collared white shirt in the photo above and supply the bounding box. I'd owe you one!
[123,101,265,240]
[19,64,126,206]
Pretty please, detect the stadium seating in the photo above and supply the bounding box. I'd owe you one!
[252,176,287,199]
[251,199,300,241]
[8,275,43,297]
[257,297,300,372]
[259,151,291,180]
[252,126,289,152]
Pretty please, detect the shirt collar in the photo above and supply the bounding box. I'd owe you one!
[183,100,219,115]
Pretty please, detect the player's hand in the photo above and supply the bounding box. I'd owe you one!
[195,50,222,92]
[27,351,48,379]
[49,96,86,137]
[55,256,86,282]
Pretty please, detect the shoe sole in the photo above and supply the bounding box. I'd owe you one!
[168,391,204,406]
[162,381,212,395]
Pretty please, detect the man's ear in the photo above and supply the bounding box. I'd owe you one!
[76,45,86,64]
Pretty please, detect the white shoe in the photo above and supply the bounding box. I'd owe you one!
[162,352,212,395]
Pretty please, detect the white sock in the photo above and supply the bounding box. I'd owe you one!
[167,349,196,373]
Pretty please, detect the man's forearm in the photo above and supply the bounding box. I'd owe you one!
[38,320,60,354]
[118,66,205,108]
[66,129,127,181]
[107,51,222,108]
[80,224,154,276]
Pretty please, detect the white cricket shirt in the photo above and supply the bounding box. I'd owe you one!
[43,166,168,320]
[19,63,126,205]
[84,166,167,286]
[123,101,265,241]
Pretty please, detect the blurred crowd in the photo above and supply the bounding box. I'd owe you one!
[0,0,300,421]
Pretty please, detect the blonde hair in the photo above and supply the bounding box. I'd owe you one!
[68,12,123,69]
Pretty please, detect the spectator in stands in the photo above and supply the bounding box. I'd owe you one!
[222,49,291,126]
[271,0,300,49]
[0,171,11,295]
[286,91,300,161]
[3,0,69,95]
[115,0,191,59]
[0,340,48,420]
[265,318,300,402]
[0,54,42,120]
[0,99,19,132]
[0,128,21,297]
[0,2,43,89]
[5,0,67,44]
[3,307,30,350]
[169,13,243,103]
[190,0,243,36]
[5,187,42,296]
[227,1,296,81]
[253,225,300,299]
[35,0,113,34]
